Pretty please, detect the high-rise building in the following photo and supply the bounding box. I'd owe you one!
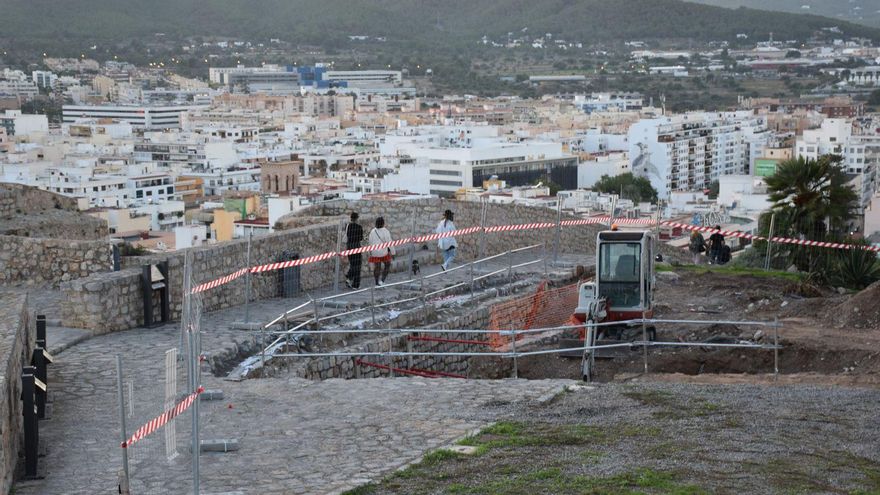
[628,111,770,198]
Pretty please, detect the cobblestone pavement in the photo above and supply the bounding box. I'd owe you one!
[14,321,570,494]
[13,253,580,495]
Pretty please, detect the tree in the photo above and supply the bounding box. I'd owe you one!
[592,173,658,203]
[762,155,858,272]
[765,155,856,240]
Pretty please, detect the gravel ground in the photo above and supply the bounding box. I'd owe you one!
[352,381,880,495]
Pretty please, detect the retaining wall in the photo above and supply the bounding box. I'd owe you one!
[0,293,34,492]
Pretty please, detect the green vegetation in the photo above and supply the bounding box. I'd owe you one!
[1,0,878,47]
[764,155,857,247]
[592,173,659,204]
[691,0,880,28]
[656,263,804,282]
[744,155,880,289]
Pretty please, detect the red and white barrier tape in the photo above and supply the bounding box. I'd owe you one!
[190,215,879,295]
[121,386,204,449]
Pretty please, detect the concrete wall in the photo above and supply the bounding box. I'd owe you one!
[0,293,34,492]
[0,235,113,287]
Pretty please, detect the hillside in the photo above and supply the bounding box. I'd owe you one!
[689,0,880,28]
[1,0,879,47]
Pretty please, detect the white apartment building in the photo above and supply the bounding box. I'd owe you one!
[628,111,770,198]
[133,201,186,231]
[134,135,238,173]
[795,118,879,210]
[0,110,49,137]
[0,69,38,100]
[795,118,850,163]
[382,127,577,197]
[127,173,176,205]
[577,151,630,189]
[62,104,206,129]
[184,166,262,197]
[31,71,58,89]
[44,163,130,207]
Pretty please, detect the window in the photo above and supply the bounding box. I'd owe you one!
[598,242,642,308]
[429,179,462,186]
[430,169,462,177]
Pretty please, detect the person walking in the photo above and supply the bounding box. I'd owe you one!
[344,212,364,289]
[708,225,725,265]
[688,229,706,265]
[435,209,458,271]
[368,216,395,286]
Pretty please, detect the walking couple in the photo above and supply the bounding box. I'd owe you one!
[344,209,459,289]
[343,213,395,288]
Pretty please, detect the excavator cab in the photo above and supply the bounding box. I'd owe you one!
[595,230,655,319]
[571,229,656,381]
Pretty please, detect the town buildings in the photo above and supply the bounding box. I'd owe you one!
[627,111,770,199]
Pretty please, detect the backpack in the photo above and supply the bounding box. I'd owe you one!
[720,245,731,264]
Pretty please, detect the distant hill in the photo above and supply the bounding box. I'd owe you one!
[2,0,879,47]
[689,0,880,29]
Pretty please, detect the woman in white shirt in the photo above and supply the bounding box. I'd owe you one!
[368,216,395,286]
[435,209,458,271]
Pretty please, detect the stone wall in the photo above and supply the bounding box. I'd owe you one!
[62,221,343,332]
[0,235,113,287]
[304,198,598,262]
[0,293,34,493]
[0,183,78,217]
[0,210,109,240]
[60,269,143,334]
[59,201,598,333]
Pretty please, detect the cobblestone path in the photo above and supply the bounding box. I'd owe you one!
[14,254,577,495]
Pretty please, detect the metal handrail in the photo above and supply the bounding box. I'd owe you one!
[253,316,783,379]
[256,318,782,337]
[261,243,547,331]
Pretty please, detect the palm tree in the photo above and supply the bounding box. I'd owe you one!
[764,155,857,240]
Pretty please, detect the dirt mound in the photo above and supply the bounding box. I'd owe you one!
[823,281,880,330]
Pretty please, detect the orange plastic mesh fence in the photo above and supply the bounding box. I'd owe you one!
[488,282,580,348]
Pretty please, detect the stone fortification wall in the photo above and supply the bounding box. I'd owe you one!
[60,269,143,333]
[0,293,34,492]
[306,198,598,261]
[59,200,598,333]
[0,235,113,287]
[0,183,111,288]
[0,183,78,217]
[0,210,108,240]
[62,221,342,332]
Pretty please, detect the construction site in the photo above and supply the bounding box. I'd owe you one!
[3,196,879,494]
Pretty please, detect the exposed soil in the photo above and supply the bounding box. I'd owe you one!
[481,267,880,386]
[349,382,880,495]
